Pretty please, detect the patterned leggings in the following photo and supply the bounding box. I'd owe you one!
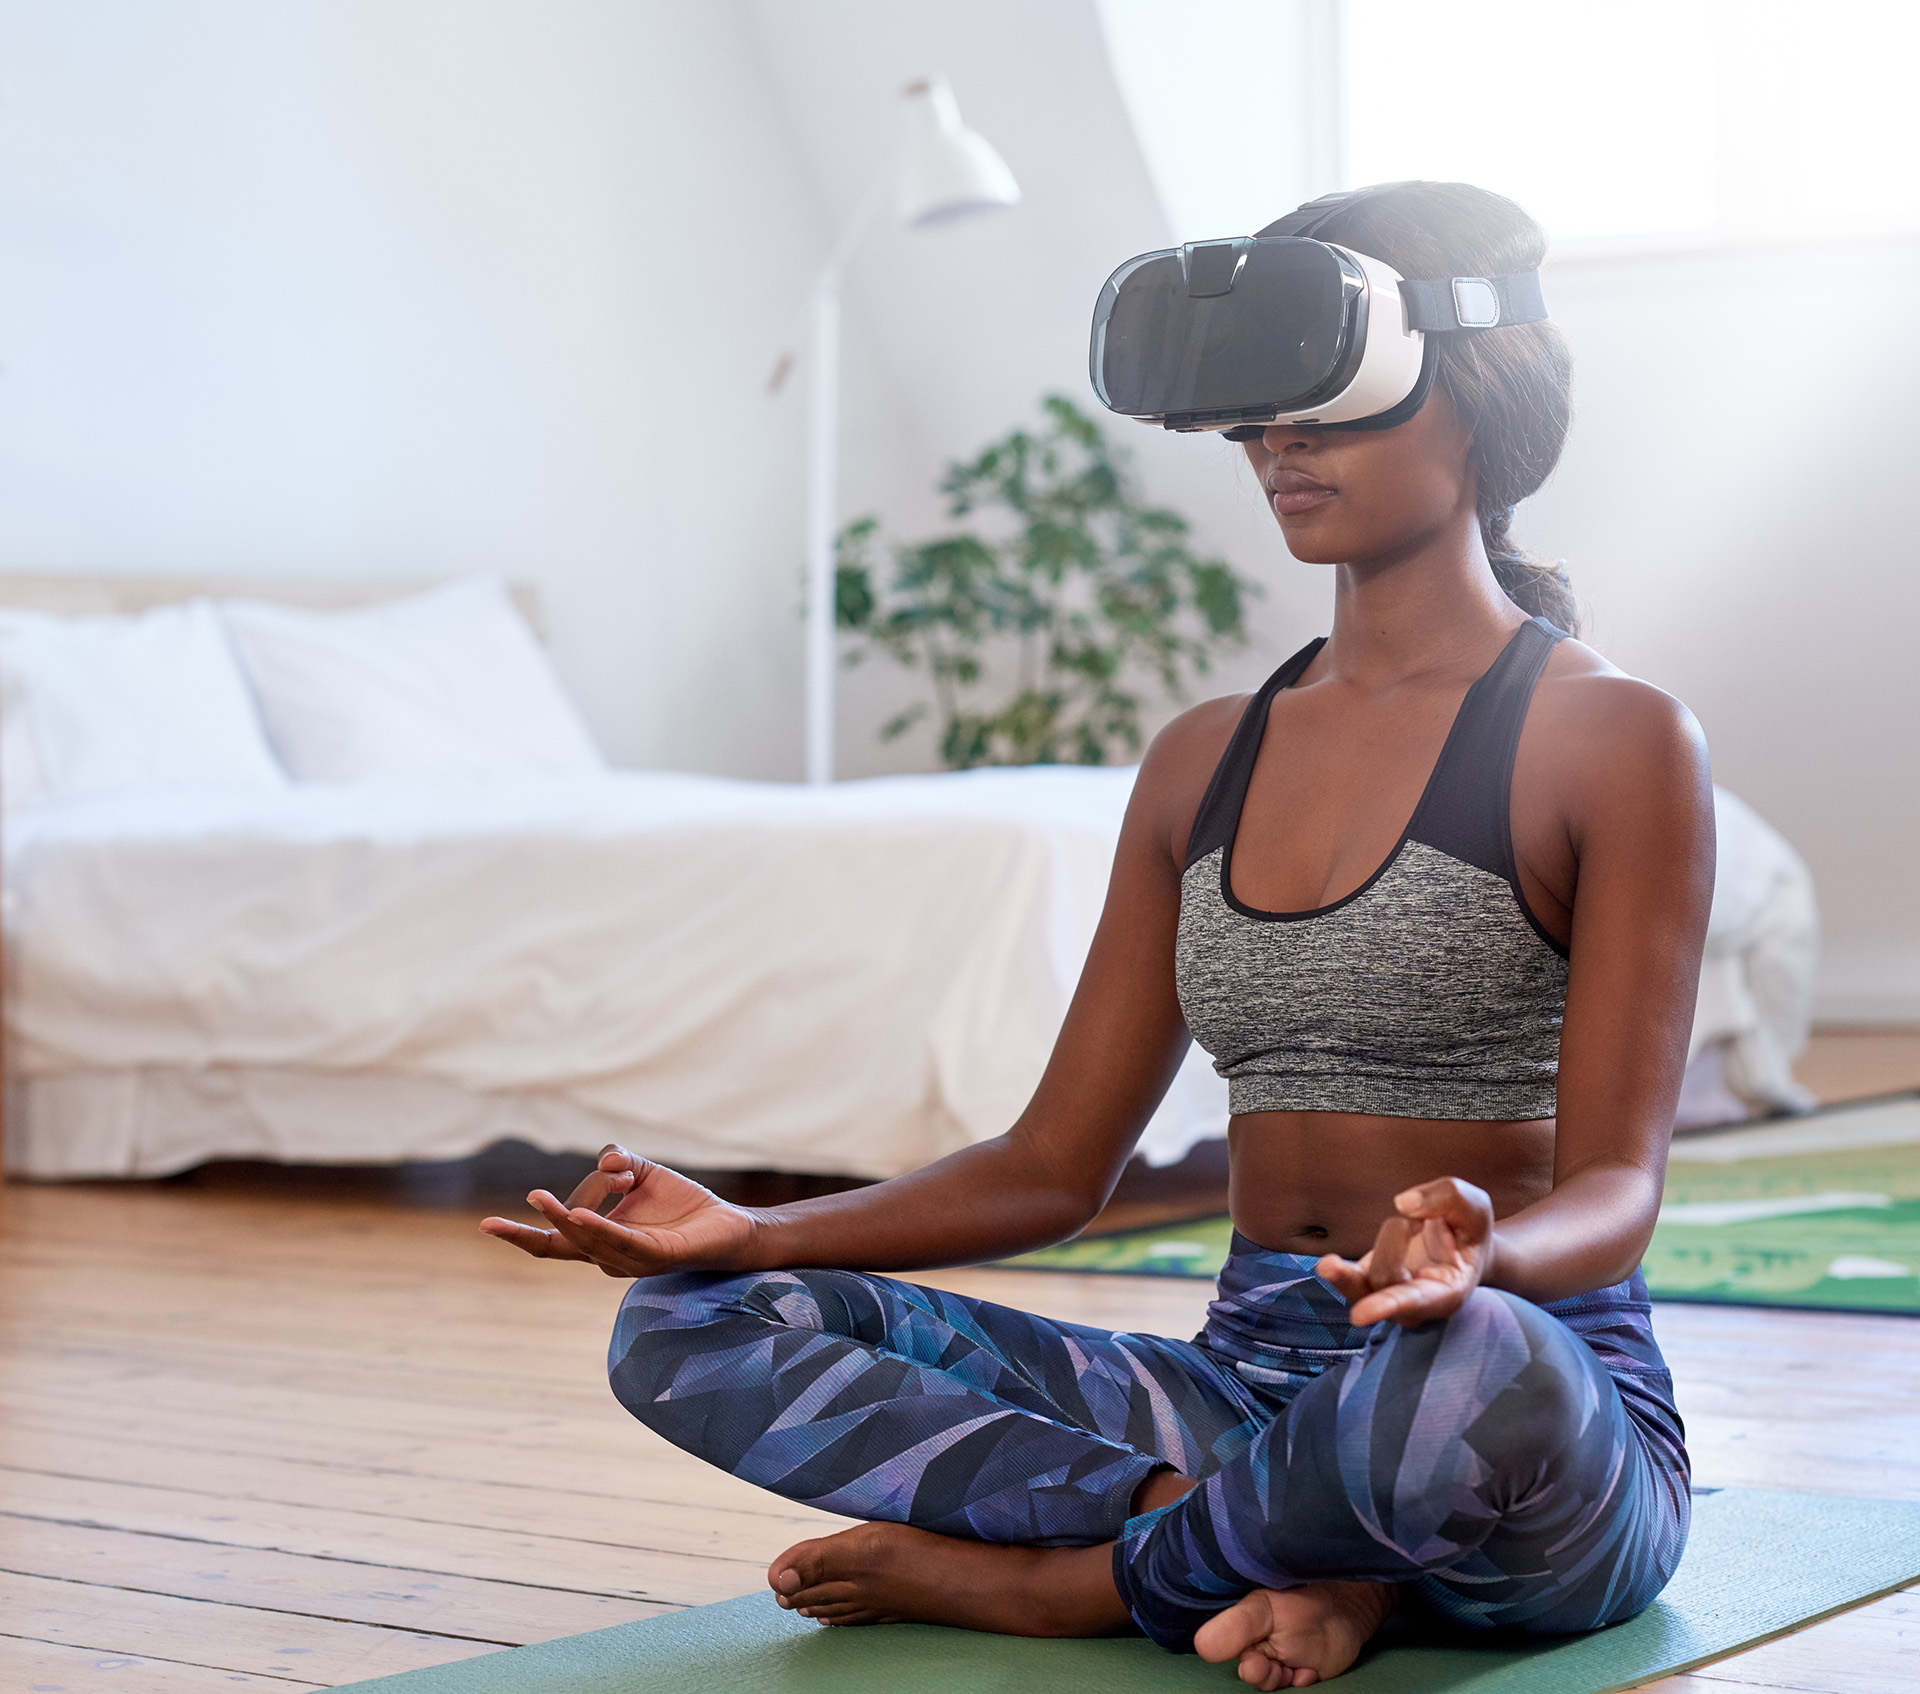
[608,1235,1691,1650]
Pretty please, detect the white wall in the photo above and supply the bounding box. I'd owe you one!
[2,1,1914,1019]
[0,0,925,777]
[750,5,1920,1020]
[1521,238,1920,1022]
[744,0,1333,778]
[0,0,1315,777]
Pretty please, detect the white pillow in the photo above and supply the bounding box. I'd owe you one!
[219,578,605,783]
[0,600,287,810]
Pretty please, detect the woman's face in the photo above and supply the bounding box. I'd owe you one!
[1241,385,1479,567]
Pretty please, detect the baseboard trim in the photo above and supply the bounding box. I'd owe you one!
[1813,974,1920,1028]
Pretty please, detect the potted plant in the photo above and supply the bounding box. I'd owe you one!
[836,396,1258,769]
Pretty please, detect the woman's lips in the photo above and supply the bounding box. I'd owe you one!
[1268,468,1335,516]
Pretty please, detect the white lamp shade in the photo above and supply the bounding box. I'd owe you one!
[896,76,1021,228]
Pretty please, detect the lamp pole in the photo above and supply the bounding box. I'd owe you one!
[797,77,1018,785]
[803,270,840,788]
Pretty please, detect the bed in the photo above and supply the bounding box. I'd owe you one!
[0,575,1815,1183]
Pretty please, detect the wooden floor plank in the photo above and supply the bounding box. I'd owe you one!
[1793,1032,1920,1105]
[0,1632,325,1689]
[1639,1677,1799,1691]
[1,1427,849,1561]
[0,1397,843,1527]
[0,1385,845,1522]
[1665,1586,1920,1694]
[0,1518,670,1644]
[0,1567,496,1683]
[0,1470,769,1607]
[6,1072,1919,1694]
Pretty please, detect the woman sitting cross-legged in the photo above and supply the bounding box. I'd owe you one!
[484,180,1711,1689]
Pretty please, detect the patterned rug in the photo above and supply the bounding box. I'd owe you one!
[998,1096,1920,1314]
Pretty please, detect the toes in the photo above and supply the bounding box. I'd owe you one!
[788,1579,862,1612]
[1196,1590,1277,1665]
[767,1536,828,1597]
[800,1601,880,1624]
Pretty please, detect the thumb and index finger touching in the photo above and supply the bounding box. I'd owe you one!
[560,1144,649,1214]
[480,1144,648,1260]
[1393,1176,1494,1239]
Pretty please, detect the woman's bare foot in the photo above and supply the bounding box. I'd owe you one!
[767,1521,1130,1635]
[1194,1580,1397,1689]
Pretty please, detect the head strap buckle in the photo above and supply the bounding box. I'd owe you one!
[1399,271,1547,331]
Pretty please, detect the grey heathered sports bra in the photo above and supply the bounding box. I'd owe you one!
[1176,618,1569,1122]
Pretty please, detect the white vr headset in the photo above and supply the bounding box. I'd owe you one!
[1089,193,1548,437]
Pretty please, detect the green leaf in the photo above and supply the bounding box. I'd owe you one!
[842,394,1263,770]
[835,564,875,630]
[881,703,929,741]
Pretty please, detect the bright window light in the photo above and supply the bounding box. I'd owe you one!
[1348,0,1920,249]
[1102,1,1920,254]
[1098,0,1346,243]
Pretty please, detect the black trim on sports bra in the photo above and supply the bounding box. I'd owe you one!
[1183,619,1569,955]
[1183,636,1324,873]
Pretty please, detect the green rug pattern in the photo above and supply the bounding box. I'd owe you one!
[1002,1097,1920,1312]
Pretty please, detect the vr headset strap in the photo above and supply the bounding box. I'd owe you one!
[1399,272,1547,331]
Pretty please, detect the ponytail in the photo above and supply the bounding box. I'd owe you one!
[1288,181,1582,636]
[1482,506,1579,634]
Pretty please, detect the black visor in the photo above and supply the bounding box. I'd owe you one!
[1091,238,1371,427]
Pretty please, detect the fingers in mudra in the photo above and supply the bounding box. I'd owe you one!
[1315,1176,1495,1328]
[483,1145,760,1279]
[480,1146,658,1266]
[476,1213,590,1260]
[561,1144,642,1214]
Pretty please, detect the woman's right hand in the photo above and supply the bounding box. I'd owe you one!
[480,1145,760,1278]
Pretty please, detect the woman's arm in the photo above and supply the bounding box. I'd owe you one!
[483,706,1238,1277]
[1488,673,1715,1299]
[1321,670,1716,1324]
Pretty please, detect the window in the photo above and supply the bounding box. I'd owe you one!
[1101,0,1920,253]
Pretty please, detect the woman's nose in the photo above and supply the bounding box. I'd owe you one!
[1260,420,1321,453]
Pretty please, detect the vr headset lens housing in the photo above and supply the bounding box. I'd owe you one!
[1089,234,1545,436]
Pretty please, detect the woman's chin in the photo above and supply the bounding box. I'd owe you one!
[1276,527,1350,566]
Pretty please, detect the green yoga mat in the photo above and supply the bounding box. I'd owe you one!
[1002,1096,1920,1314]
[335,1488,1920,1693]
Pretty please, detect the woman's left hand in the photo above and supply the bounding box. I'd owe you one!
[1317,1177,1496,1328]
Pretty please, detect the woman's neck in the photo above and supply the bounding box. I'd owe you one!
[1320,509,1523,687]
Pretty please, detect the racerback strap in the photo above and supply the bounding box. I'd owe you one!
[1180,619,1566,882]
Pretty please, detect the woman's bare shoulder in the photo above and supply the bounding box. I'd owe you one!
[1126,692,1252,865]
[1530,638,1710,807]
[1149,691,1252,767]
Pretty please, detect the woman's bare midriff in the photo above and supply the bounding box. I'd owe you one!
[1227,1111,1558,1259]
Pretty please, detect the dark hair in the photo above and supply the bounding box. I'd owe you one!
[1281,181,1579,634]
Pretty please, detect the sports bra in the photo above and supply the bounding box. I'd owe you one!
[1175,618,1569,1122]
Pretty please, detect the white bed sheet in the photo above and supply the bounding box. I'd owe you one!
[4,767,1227,1179]
[4,769,1815,1182]
[1681,788,1818,1121]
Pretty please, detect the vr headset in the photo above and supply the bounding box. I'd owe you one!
[1089,190,1548,437]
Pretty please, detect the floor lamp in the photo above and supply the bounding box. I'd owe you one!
[801,78,1020,785]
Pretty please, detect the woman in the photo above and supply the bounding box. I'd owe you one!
[484,181,1712,1689]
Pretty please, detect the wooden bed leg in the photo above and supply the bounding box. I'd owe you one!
[2,785,8,1187]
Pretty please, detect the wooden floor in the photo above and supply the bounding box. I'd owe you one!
[3,1033,1919,1691]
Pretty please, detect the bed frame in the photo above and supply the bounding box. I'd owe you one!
[0,573,545,1182]
[0,573,544,631]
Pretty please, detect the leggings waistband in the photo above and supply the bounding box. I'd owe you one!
[1205,1232,1660,1364]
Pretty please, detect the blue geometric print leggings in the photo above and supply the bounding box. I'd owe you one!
[608,1234,1691,1650]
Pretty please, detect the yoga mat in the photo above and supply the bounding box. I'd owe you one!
[334,1488,1920,1693]
[1001,1095,1920,1314]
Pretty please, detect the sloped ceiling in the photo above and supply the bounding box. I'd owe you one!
[742,0,1331,697]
